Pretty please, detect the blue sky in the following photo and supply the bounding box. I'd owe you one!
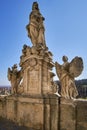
[0,0,87,85]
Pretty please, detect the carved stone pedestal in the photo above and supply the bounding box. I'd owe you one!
[19,45,55,96]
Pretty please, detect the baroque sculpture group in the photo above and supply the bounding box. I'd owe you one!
[7,2,83,99]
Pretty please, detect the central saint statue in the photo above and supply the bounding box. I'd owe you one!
[26,2,46,48]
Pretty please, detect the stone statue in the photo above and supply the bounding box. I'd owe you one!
[7,64,21,94]
[55,56,83,99]
[26,2,46,48]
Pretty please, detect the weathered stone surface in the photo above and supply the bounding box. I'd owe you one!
[26,2,46,48]
[17,97,44,129]
[60,98,76,130]
[6,96,17,121]
[55,56,83,99]
[0,96,87,130]
[43,94,60,130]
[0,97,6,118]
[18,44,55,96]
[7,64,22,94]
[7,1,56,96]
[76,100,87,130]
[0,117,30,130]
[50,95,59,130]
[5,2,86,130]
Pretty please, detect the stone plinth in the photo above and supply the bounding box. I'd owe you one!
[44,94,59,130]
[19,45,54,95]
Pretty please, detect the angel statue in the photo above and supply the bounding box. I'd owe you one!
[7,64,22,94]
[55,56,83,99]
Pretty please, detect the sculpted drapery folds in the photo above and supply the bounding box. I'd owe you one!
[7,64,22,94]
[55,56,83,99]
[26,2,46,48]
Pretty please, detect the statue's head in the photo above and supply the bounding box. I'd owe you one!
[62,55,68,62]
[32,2,39,10]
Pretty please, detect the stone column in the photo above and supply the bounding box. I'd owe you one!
[44,95,51,130]
[50,94,59,130]
[44,94,59,130]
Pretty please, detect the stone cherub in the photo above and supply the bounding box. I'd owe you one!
[55,56,83,99]
[7,64,22,94]
[26,2,46,48]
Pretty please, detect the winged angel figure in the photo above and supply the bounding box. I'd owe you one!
[7,64,22,94]
[55,56,83,99]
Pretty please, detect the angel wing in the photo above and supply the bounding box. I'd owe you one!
[17,70,22,84]
[55,62,62,80]
[69,56,83,78]
[7,68,12,81]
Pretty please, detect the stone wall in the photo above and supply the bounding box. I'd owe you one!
[76,100,87,130]
[0,95,87,130]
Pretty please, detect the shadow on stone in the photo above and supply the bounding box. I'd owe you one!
[0,117,37,130]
